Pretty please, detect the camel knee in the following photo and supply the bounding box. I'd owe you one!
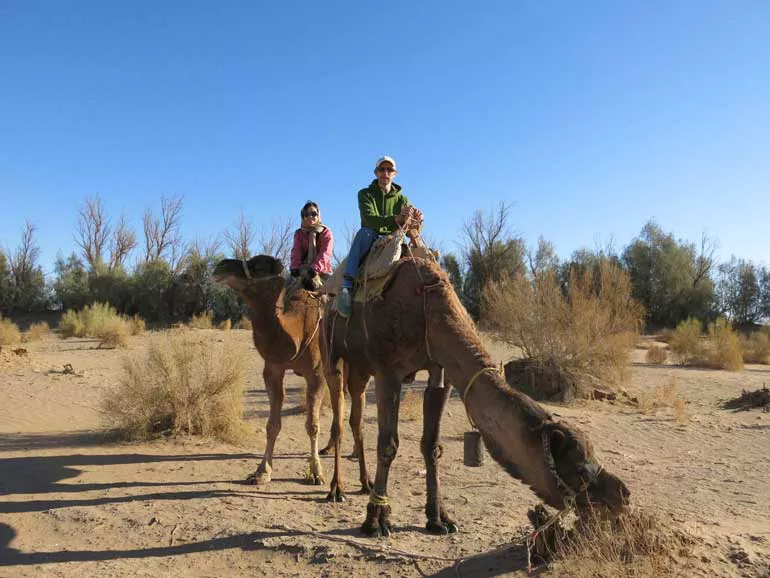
[420,441,443,464]
[305,420,320,438]
[377,434,399,464]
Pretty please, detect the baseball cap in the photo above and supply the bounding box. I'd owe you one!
[375,156,397,170]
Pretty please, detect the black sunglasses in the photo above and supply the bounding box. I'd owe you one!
[303,211,319,217]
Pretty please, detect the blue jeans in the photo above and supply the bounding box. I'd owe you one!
[342,227,379,289]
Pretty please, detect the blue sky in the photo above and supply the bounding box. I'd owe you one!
[1,1,768,276]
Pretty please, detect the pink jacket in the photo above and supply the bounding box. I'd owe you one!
[290,225,333,275]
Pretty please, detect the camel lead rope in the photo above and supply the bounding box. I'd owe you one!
[462,366,502,429]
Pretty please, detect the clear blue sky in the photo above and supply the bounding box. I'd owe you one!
[1,1,768,276]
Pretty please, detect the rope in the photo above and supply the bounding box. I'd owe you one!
[369,492,390,506]
[289,306,323,362]
[462,367,501,429]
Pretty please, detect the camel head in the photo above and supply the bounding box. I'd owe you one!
[212,255,285,294]
[536,420,630,517]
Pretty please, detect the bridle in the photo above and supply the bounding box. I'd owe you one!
[541,428,604,507]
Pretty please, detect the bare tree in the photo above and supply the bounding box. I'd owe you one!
[75,195,111,269]
[256,216,294,265]
[224,211,256,261]
[143,194,185,268]
[8,221,48,311]
[331,219,358,267]
[109,212,137,271]
[527,236,558,280]
[186,235,223,265]
[693,231,718,287]
[460,202,525,318]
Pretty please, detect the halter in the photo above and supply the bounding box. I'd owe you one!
[541,428,604,507]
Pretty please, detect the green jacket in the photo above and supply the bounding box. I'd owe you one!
[357,180,410,235]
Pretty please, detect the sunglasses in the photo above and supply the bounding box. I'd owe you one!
[377,167,396,174]
[303,211,319,217]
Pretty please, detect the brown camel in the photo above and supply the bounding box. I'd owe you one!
[213,256,332,488]
[322,256,630,537]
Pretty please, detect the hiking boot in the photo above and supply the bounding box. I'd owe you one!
[336,288,352,318]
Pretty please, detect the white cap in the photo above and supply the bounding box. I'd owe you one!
[375,156,397,170]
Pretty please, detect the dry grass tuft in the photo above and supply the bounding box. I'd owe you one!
[57,303,130,348]
[103,331,248,444]
[638,378,688,422]
[0,316,22,346]
[234,316,252,331]
[400,389,423,421]
[531,506,697,577]
[705,318,743,371]
[23,321,50,342]
[645,344,668,364]
[218,318,232,331]
[668,318,703,365]
[740,331,770,364]
[484,261,643,400]
[126,314,146,336]
[189,310,214,329]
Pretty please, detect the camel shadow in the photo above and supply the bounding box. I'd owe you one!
[0,525,538,575]
[0,449,253,497]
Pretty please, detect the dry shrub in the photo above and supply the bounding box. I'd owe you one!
[645,344,668,364]
[704,318,743,371]
[638,378,687,422]
[483,261,643,400]
[58,309,85,338]
[126,314,146,336]
[723,385,770,412]
[95,316,129,348]
[668,318,703,365]
[532,506,697,577]
[218,318,232,331]
[0,316,22,346]
[400,389,423,421]
[23,321,50,342]
[58,303,130,348]
[189,310,214,329]
[103,331,248,444]
[234,316,252,330]
[740,331,770,364]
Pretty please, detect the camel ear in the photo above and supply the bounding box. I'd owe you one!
[549,427,568,456]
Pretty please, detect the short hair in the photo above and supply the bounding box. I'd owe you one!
[300,201,319,218]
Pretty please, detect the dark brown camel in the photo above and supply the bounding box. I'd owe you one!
[213,256,332,488]
[323,257,630,537]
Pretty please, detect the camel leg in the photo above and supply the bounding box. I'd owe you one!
[247,363,284,485]
[325,357,347,502]
[303,368,325,486]
[361,372,401,537]
[348,368,373,493]
[320,359,344,456]
[421,368,458,534]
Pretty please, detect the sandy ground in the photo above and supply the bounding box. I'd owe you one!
[1,331,769,578]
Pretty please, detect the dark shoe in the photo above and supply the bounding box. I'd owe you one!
[336,288,352,318]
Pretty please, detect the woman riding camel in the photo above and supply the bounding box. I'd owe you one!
[290,201,334,291]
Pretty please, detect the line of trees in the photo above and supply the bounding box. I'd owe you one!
[0,195,293,324]
[1,197,768,329]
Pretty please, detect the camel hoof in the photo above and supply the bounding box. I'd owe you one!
[325,488,346,503]
[426,520,459,535]
[245,472,270,485]
[304,474,324,486]
[319,447,333,456]
[359,479,374,494]
[361,521,380,537]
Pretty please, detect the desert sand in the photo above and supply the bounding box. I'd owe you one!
[1,330,769,577]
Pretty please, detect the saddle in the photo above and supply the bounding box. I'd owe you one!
[319,231,436,304]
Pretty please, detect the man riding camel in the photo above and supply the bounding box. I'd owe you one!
[336,156,423,317]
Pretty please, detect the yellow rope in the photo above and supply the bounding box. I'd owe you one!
[369,492,390,506]
[462,366,501,429]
